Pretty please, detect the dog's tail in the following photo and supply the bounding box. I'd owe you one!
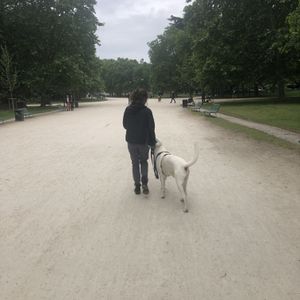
[185,143,199,169]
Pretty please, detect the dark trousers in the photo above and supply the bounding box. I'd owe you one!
[127,143,149,186]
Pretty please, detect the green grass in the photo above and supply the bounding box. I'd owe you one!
[285,89,300,97]
[207,116,300,152]
[191,97,300,150]
[219,100,300,133]
[28,105,62,114]
[0,105,62,121]
[0,110,14,120]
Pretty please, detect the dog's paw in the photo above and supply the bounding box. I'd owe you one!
[180,199,184,203]
[161,195,165,199]
[183,208,189,213]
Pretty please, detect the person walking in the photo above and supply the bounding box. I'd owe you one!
[158,91,162,102]
[170,91,176,103]
[66,94,71,111]
[123,88,156,195]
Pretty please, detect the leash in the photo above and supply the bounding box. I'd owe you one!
[150,148,159,179]
[151,149,170,179]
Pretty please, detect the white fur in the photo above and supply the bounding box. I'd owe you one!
[154,139,199,213]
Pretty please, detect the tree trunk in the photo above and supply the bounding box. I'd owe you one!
[254,84,259,97]
[277,79,285,99]
[40,94,48,107]
[10,92,15,111]
[201,91,205,104]
[242,84,246,97]
[275,47,285,99]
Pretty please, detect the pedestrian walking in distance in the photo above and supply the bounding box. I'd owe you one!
[123,88,156,195]
[170,91,176,103]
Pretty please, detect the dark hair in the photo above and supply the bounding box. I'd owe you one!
[130,88,148,105]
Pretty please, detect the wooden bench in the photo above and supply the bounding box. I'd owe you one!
[200,103,221,117]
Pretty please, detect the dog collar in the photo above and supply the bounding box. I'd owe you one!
[151,150,171,179]
[155,151,170,159]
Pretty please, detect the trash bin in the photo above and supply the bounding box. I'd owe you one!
[15,109,24,121]
[182,99,188,107]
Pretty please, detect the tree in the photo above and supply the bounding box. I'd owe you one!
[0,0,103,105]
[148,27,181,94]
[287,0,300,51]
[101,59,151,96]
[0,45,17,110]
[148,0,299,98]
[286,0,300,86]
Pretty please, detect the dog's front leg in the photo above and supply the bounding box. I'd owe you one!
[160,175,166,198]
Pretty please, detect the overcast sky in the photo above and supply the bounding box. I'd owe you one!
[95,0,187,62]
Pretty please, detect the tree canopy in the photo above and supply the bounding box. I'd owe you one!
[148,0,300,97]
[101,58,151,97]
[0,0,103,107]
[1,0,299,105]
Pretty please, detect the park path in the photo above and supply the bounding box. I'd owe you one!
[0,98,299,300]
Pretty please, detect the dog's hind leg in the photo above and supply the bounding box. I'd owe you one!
[160,175,166,198]
[176,177,188,213]
[183,173,189,195]
[180,173,189,201]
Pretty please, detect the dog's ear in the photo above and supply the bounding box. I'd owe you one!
[155,138,162,146]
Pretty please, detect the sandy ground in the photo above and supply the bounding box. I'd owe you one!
[0,98,299,300]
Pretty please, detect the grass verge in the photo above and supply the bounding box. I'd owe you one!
[196,112,300,152]
[0,105,62,121]
[219,99,300,133]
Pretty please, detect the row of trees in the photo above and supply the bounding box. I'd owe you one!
[101,58,151,97]
[0,0,103,108]
[148,0,300,98]
[1,0,299,106]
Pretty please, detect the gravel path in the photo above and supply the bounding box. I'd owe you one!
[0,98,299,300]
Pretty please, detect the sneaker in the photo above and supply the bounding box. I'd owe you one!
[134,185,141,195]
[142,184,149,195]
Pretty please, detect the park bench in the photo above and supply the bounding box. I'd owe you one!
[15,107,33,121]
[182,97,195,107]
[191,101,203,112]
[22,108,33,118]
[200,103,221,117]
[187,98,195,106]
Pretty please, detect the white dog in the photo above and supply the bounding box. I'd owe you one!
[153,139,199,212]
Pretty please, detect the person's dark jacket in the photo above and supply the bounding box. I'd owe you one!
[123,104,156,146]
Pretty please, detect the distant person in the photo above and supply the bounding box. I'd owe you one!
[158,91,162,102]
[70,95,74,111]
[66,95,71,111]
[170,91,176,103]
[123,88,156,195]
